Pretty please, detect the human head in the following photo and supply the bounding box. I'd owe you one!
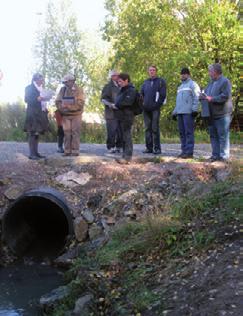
[32,73,44,86]
[117,73,130,87]
[180,67,190,81]
[109,70,119,82]
[62,74,76,88]
[208,63,222,80]
[148,65,157,79]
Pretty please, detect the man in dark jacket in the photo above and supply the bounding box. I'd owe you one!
[201,63,232,161]
[141,65,166,154]
[101,70,122,153]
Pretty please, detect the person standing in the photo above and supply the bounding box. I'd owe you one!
[24,73,49,160]
[115,73,136,164]
[54,109,64,153]
[55,74,85,156]
[172,68,200,158]
[141,65,166,154]
[101,70,122,153]
[201,63,232,161]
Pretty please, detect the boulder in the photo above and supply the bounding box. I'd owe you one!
[73,294,94,316]
[74,217,89,242]
[40,285,71,313]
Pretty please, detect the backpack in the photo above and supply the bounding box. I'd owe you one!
[133,91,144,116]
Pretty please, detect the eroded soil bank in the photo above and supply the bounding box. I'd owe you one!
[0,152,241,315]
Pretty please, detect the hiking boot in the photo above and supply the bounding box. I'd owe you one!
[143,148,153,154]
[36,153,46,158]
[153,149,161,155]
[29,155,40,160]
[180,153,193,159]
[108,148,116,154]
[57,147,64,153]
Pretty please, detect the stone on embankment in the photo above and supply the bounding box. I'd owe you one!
[88,223,103,240]
[39,285,71,313]
[4,185,22,200]
[82,210,94,224]
[73,294,94,316]
[74,217,89,242]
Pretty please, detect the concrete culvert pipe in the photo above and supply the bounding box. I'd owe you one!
[2,187,74,259]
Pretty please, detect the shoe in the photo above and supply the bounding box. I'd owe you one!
[108,148,116,154]
[36,153,46,158]
[153,149,161,155]
[116,158,131,165]
[29,155,40,160]
[71,153,79,156]
[63,153,71,156]
[208,156,219,162]
[177,153,184,158]
[115,147,121,153]
[57,147,64,153]
[180,153,193,159]
[143,149,153,154]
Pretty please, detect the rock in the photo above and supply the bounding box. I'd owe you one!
[40,285,71,313]
[87,194,103,208]
[55,171,92,188]
[82,210,94,224]
[73,294,94,316]
[4,185,22,200]
[88,223,103,240]
[116,189,138,203]
[214,167,232,182]
[74,217,88,242]
[54,245,82,268]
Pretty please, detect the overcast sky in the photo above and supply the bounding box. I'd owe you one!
[0,0,107,102]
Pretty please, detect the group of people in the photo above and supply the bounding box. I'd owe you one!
[24,73,84,159]
[24,62,232,163]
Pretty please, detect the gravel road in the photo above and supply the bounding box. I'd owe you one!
[0,142,241,164]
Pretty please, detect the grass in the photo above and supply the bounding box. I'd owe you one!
[49,175,241,316]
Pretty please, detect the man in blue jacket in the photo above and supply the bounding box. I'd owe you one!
[172,68,200,158]
[201,63,232,161]
[141,65,166,154]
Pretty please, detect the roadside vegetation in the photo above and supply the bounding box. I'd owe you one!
[46,161,241,315]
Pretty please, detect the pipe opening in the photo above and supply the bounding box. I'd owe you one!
[2,189,73,259]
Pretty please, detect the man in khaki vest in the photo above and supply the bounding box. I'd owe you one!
[55,74,85,156]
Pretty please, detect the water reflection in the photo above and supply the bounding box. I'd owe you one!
[0,262,63,316]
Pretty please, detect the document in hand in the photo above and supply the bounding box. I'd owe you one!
[40,89,55,101]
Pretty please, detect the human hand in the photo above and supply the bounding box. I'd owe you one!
[172,114,177,121]
[206,96,213,102]
[37,96,43,101]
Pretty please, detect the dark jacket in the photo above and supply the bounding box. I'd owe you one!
[101,80,120,120]
[141,77,166,111]
[24,83,49,133]
[115,84,136,121]
[204,75,233,119]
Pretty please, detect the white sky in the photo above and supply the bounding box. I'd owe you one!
[0,0,107,102]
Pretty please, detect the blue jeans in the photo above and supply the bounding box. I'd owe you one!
[177,114,195,155]
[208,115,231,159]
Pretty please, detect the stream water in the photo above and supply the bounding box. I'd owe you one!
[0,261,64,316]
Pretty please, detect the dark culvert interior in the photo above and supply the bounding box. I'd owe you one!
[3,193,73,259]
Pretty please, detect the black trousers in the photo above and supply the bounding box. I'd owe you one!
[143,109,161,151]
[106,119,123,149]
[121,118,133,160]
[28,132,39,157]
[57,126,64,148]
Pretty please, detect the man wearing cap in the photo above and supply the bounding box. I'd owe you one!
[101,70,122,153]
[55,74,85,156]
[200,63,232,161]
[172,68,200,158]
